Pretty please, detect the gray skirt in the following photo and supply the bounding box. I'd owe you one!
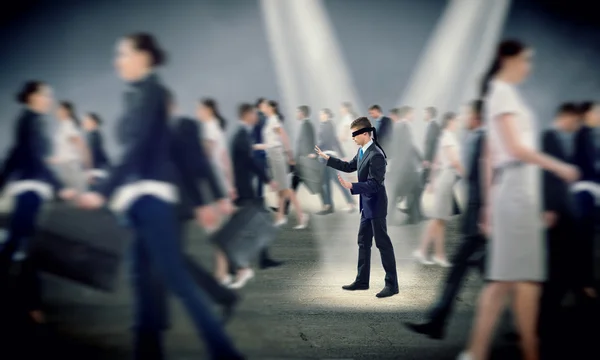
[266,146,290,190]
[430,167,456,220]
[53,161,87,192]
[487,164,545,282]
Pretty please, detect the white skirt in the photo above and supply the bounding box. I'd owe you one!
[266,146,290,190]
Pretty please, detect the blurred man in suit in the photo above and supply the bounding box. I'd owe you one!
[538,103,592,355]
[404,100,486,338]
[316,117,399,298]
[283,106,316,214]
[253,98,269,206]
[422,106,441,185]
[232,103,282,271]
[387,106,423,225]
[368,105,392,151]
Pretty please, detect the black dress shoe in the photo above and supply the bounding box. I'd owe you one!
[260,258,284,270]
[342,282,369,291]
[404,321,445,339]
[376,287,399,298]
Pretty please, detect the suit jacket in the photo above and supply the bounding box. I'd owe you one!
[171,116,225,219]
[327,144,388,219]
[542,129,574,214]
[253,111,267,159]
[461,128,485,236]
[87,130,110,170]
[296,119,316,160]
[424,120,441,162]
[0,109,62,193]
[573,125,600,183]
[375,116,392,151]
[231,125,271,201]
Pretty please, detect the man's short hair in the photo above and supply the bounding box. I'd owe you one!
[369,104,382,112]
[425,106,437,118]
[298,105,310,118]
[579,101,596,115]
[397,106,413,118]
[350,116,372,130]
[255,97,266,107]
[238,103,254,118]
[389,108,400,116]
[557,102,581,116]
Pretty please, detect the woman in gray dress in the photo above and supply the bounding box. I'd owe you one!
[458,40,579,360]
[414,112,463,267]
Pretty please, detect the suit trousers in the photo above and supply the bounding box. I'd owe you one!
[355,216,398,290]
[127,196,241,360]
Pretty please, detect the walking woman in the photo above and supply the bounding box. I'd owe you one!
[254,100,308,228]
[457,40,579,360]
[0,81,75,325]
[51,101,90,191]
[316,108,356,214]
[414,112,462,267]
[77,33,244,360]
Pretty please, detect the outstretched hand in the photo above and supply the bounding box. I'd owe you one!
[314,145,329,160]
[337,174,352,189]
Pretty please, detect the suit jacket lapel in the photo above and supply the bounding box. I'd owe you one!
[357,145,374,174]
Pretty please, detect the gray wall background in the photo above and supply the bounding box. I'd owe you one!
[0,0,598,158]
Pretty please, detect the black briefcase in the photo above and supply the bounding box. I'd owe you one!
[297,156,324,195]
[210,204,278,268]
[32,203,129,291]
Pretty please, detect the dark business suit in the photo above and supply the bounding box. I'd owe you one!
[570,126,599,288]
[99,74,241,360]
[231,124,271,203]
[0,109,63,317]
[422,120,441,184]
[252,112,268,203]
[284,119,316,213]
[538,128,583,349]
[327,143,398,291]
[374,116,392,152]
[170,116,238,310]
[405,127,485,338]
[87,130,110,171]
[388,121,423,223]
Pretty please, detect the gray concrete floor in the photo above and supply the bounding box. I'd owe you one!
[35,190,526,360]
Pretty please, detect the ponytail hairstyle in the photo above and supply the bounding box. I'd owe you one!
[16,80,45,105]
[268,100,284,123]
[125,32,168,67]
[480,39,527,98]
[60,101,81,128]
[200,98,227,130]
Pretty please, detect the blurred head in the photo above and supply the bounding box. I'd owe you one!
[424,106,437,121]
[196,99,217,121]
[83,112,102,131]
[464,100,483,130]
[389,108,400,122]
[441,112,458,131]
[265,100,279,117]
[580,101,600,127]
[257,98,269,113]
[238,103,257,125]
[16,81,53,114]
[320,108,333,122]
[115,33,166,81]
[57,101,77,123]
[340,101,354,116]
[350,117,373,146]
[554,103,582,132]
[368,105,382,119]
[297,105,310,120]
[398,106,413,121]
[481,39,530,97]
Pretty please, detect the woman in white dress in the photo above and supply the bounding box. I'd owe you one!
[414,112,463,267]
[51,101,90,192]
[458,40,579,360]
[196,98,242,286]
[254,100,307,228]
